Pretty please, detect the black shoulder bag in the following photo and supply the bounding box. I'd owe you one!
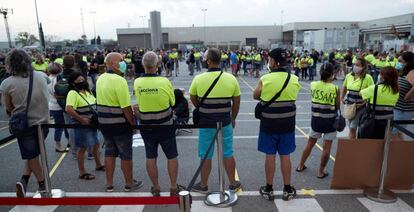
[76,90,99,127]
[255,73,291,119]
[193,71,223,124]
[358,85,378,139]
[333,87,346,132]
[9,71,34,136]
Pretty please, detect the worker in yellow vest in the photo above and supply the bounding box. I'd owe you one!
[253,52,262,78]
[194,50,202,72]
[32,54,49,74]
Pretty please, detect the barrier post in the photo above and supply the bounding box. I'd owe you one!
[34,125,65,198]
[204,122,238,207]
[364,119,397,203]
[179,190,191,212]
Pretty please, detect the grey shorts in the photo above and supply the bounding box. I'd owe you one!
[348,108,365,129]
[309,129,337,141]
[103,131,133,160]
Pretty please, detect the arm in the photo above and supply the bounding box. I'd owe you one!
[190,95,199,108]
[231,96,241,128]
[122,106,136,126]
[404,71,414,101]
[253,80,263,100]
[133,104,140,119]
[340,86,347,104]
[65,106,89,125]
[336,88,341,111]
[3,94,13,116]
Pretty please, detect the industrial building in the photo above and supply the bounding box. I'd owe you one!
[116,12,414,51]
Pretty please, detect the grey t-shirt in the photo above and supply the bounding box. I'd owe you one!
[0,71,50,126]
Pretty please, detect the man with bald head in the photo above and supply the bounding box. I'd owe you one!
[96,52,143,192]
[133,51,182,196]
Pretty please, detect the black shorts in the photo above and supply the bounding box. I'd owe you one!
[17,127,49,160]
[143,136,178,159]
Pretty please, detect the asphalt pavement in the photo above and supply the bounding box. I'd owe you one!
[0,62,413,212]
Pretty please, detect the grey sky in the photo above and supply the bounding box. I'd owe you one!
[1,0,414,41]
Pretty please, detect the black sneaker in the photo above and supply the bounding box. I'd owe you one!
[259,186,275,201]
[191,182,208,194]
[229,181,242,192]
[16,180,27,198]
[37,183,47,197]
[282,186,297,201]
[124,180,144,192]
[106,185,114,192]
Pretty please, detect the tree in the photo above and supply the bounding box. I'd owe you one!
[15,32,38,46]
[103,39,118,49]
[44,35,61,46]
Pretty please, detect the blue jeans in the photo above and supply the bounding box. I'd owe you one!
[392,109,414,134]
[50,110,68,142]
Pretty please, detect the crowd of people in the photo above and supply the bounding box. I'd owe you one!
[0,45,413,202]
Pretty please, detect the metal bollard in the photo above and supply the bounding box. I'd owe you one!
[179,190,192,212]
[364,119,397,203]
[34,125,65,198]
[204,122,238,207]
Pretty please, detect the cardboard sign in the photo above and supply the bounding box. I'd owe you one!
[331,139,414,189]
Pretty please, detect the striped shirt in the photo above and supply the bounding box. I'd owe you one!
[395,75,414,111]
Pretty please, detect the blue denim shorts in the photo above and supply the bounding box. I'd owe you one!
[198,124,233,160]
[74,128,99,148]
[103,131,133,160]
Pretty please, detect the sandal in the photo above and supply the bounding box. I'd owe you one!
[95,166,105,171]
[317,172,329,179]
[79,173,95,180]
[296,165,307,172]
[151,187,161,197]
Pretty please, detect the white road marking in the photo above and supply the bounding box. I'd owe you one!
[132,134,144,147]
[9,205,59,212]
[275,198,324,212]
[191,201,232,212]
[98,205,144,212]
[176,135,307,139]
[358,197,414,212]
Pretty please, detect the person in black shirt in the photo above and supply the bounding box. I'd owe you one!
[133,50,145,78]
[188,49,195,76]
[344,50,353,75]
[74,53,88,77]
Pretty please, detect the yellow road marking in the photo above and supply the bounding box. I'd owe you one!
[49,151,68,177]
[0,139,16,149]
[295,126,336,162]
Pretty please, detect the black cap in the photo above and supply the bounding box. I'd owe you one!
[269,48,287,65]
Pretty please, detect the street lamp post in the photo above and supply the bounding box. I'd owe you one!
[90,11,97,49]
[201,9,207,46]
[34,0,44,51]
[139,15,146,49]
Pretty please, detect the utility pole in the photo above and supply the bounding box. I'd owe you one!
[80,8,87,44]
[90,11,97,49]
[201,9,207,46]
[139,15,146,49]
[0,8,13,48]
[34,0,44,50]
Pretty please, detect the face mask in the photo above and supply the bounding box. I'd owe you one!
[396,62,403,70]
[119,61,127,73]
[74,81,89,90]
[353,66,363,74]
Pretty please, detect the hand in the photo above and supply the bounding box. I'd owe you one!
[79,117,90,125]
[404,95,412,102]
[232,119,236,128]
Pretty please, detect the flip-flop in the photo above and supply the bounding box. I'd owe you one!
[317,172,329,179]
[79,173,95,180]
[295,165,307,172]
[95,166,105,171]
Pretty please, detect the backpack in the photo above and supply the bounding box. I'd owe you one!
[54,74,69,110]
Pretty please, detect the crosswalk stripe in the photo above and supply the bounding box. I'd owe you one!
[9,205,58,212]
[97,205,144,212]
[275,198,324,212]
[191,201,232,212]
[357,197,413,212]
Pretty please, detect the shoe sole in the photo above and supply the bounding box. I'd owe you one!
[16,182,25,198]
[259,190,275,201]
[191,188,208,194]
[124,182,144,192]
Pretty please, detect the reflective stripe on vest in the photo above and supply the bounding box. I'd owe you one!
[140,107,173,125]
[370,105,394,120]
[199,97,232,124]
[347,90,364,104]
[97,105,127,124]
[260,101,296,119]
